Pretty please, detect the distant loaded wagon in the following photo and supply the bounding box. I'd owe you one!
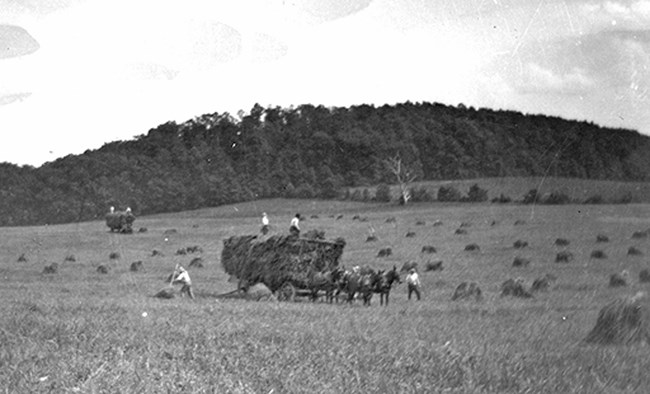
[105,210,136,233]
[221,234,346,301]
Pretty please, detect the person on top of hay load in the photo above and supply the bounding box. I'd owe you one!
[289,213,301,237]
[406,268,421,301]
[261,212,270,235]
[173,266,195,299]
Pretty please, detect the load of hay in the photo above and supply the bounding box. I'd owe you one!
[221,234,346,293]
[585,293,650,345]
[105,211,135,233]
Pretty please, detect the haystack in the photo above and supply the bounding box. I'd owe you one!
[513,240,528,249]
[424,260,443,272]
[400,261,418,272]
[500,278,532,298]
[43,263,58,274]
[590,250,607,259]
[189,257,204,268]
[512,257,530,267]
[221,234,345,293]
[377,248,392,257]
[97,265,109,274]
[451,282,482,301]
[555,251,574,263]
[585,293,650,345]
[628,247,643,256]
[421,246,437,254]
[640,269,650,283]
[531,274,557,292]
[154,288,175,299]
[555,238,570,246]
[105,211,135,233]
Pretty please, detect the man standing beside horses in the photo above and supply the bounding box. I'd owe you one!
[406,268,421,301]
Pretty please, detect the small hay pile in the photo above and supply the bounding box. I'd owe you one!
[433,220,443,227]
[221,235,346,293]
[514,220,526,226]
[424,260,443,272]
[405,231,416,238]
[421,245,437,254]
[366,235,378,242]
[17,254,27,263]
[531,274,557,292]
[154,288,175,299]
[415,220,426,226]
[640,269,650,283]
[43,263,58,274]
[464,243,480,251]
[590,250,607,259]
[632,230,649,240]
[109,252,120,260]
[245,283,276,302]
[385,217,397,223]
[512,257,530,267]
[451,282,482,301]
[628,247,643,256]
[189,257,204,268]
[500,278,533,298]
[454,228,467,235]
[609,272,628,287]
[555,251,574,263]
[400,261,418,272]
[130,261,143,272]
[596,234,610,243]
[377,248,392,257]
[105,211,135,233]
[584,293,650,345]
[555,238,570,246]
[513,240,528,249]
[97,265,110,274]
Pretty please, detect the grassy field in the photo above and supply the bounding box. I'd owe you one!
[2,198,650,393]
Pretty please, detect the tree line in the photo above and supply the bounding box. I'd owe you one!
[1,101,649,226]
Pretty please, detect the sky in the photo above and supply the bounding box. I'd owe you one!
[1,0,649,167]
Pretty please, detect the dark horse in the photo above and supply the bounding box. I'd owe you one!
[374,266,401,306]
[309,267,345,303]
[342,270,378,306]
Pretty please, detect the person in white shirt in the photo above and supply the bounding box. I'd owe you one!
[289,213,301,237]
[261,212,270,235]
[173,266,195,299]
[406,268,421,301]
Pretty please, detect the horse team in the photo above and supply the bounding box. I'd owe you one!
[308,265,402,306]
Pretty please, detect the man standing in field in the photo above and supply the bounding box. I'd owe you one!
[261,212,270,235]
[289,213,301,237]
[173,266,195,299]
[406,268,421,301]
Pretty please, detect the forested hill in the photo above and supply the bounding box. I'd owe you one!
[1,101,650,226]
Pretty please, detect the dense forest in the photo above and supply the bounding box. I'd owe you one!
[1,101,650,226]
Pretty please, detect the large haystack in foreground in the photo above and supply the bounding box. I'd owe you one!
[585,293,650,345]
[221,235,346,292]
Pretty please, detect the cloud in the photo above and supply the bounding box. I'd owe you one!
[0,25,39,59]
[580,0,650,30]
[0,92,31,105]
[517,63,594,94]
[120,63,179,81]
[295,0,374,21]
[245,33,288,63]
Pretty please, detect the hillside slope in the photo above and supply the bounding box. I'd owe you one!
[1,101,649,226]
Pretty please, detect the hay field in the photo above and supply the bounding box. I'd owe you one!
[2,199,650,393]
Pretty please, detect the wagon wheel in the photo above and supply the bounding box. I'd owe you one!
[277,282,295,302]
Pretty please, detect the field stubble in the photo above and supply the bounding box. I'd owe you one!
[1,200,650,393]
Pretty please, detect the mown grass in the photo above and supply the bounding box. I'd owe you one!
[2,199,650,392]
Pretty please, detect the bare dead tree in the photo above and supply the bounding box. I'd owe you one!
[385,155,417,204]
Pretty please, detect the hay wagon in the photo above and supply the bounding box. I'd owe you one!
[105,211,136,233]
[221,234,346,301]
